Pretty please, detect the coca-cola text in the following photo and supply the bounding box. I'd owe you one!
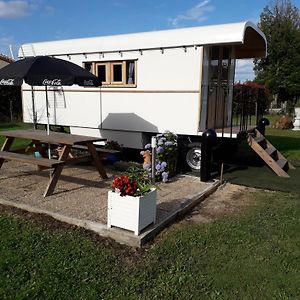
[0,79,15,85]
[42,79,62,86]
[83,79,94,86]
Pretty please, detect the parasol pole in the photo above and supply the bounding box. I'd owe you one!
[45,86,51,161]
[45,85,50,136]
[31,86,37,129]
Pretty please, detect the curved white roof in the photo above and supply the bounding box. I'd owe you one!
[19,21,267,59]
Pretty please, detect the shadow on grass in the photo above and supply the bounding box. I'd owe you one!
[219,146,300,194]
[209,129,300,193]
[266,134,300,157]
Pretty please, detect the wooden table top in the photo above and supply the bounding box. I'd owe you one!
[0,129,106,146]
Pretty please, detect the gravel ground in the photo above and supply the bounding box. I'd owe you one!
[0,161,210,224]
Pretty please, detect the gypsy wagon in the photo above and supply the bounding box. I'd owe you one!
[19,21,267,170]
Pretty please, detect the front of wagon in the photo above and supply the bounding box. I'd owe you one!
[184,22,267,171]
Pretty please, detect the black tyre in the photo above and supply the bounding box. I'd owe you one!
[185,142,201,171]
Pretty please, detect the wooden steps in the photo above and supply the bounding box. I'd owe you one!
[247,129,294,177]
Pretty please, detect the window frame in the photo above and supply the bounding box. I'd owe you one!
[95,62,111,85]
[110,61,125,85]
[83,60,137,88]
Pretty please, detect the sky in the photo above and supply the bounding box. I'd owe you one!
[0,0,300,81]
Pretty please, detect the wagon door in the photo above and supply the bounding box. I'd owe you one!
[201,46,235,130]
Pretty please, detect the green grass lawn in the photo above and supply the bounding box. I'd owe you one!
[0,190,299,299]
[263,113,300,161]
[265,127,300,161]
[222,121,300,192]
[0,122,32,149]
[0,122,299,299]
[0,122,69,150]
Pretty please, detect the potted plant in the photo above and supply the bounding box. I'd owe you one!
[293,99,300,130]
[107,166,156,235]
[155,131,178,178]
[141,131,178,182]
[103,140,122,164]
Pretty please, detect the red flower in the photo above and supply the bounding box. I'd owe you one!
[112,175,138,196]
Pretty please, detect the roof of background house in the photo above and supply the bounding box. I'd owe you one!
[0,54,14,64]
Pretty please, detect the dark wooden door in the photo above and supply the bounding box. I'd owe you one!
[206,46,233,129]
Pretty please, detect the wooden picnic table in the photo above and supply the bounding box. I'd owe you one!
[0,129,108,197]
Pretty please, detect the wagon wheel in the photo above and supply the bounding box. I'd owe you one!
[185,142,201,171]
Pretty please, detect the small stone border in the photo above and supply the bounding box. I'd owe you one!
[0,180,221,247]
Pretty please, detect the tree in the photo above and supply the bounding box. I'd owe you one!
[254,0,300,108]
[0,86,22,122]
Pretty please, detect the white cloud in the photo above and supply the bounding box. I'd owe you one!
[235,59,255,82]
[111,1,126,8]
[0,0,54,18]
[169,0,215,27]
[0,35,18,57]
[44,5,54,14]
[0,1,29,18]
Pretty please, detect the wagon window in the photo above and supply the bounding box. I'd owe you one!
[111,62,124,84]
[126,61,135,84]
[83,62,92,73]
[98,65,106,82]
[95,62,110,85]
[98,64,108,83]
[85,60,136,87]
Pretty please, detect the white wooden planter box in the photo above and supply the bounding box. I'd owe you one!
[107,189,157,235]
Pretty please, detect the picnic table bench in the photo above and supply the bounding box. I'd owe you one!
[72,144,121,156]
[0,129,108,197]
[0,150,64,168]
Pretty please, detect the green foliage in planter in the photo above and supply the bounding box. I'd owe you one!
[111,166,155,197]
[125,166,155,197]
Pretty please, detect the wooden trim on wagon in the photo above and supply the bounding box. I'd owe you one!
[22,89,200,94]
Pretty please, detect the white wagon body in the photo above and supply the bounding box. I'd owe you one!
[19,21,266,149]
